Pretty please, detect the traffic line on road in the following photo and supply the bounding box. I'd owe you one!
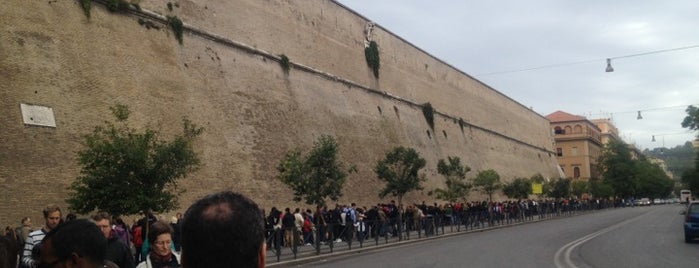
[553,210,654,268]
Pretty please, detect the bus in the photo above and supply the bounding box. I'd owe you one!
[680,189,692,204]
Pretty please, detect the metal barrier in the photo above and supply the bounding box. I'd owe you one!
[264,200,617,264]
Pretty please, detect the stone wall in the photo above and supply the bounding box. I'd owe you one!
[0,0,558,227]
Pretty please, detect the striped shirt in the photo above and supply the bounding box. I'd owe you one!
[22,229,47,268]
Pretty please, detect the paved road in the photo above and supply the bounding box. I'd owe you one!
[288,204,698,268]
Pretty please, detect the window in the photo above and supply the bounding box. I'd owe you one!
[556,148,563,157]
[574,125,582,134]
[574,167,580,178]
[554,126,564,134]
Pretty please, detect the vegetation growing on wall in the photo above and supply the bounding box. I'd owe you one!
[422,102,435,130]
[279,54,290,73]
[79,0,142,19]
[167,16,184,45]
[364,41,380,78]
[107,0,131,12]
[458,118,465,132]
[80,0,91,19]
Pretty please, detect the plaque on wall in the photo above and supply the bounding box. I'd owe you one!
[20,103,57,128]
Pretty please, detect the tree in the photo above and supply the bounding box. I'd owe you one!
[635,160,673,199]
[598,139,637,198]
[547,178,571,199]
[374,146,426,205]
[277,135,347,207]
[431,156,472,203]
[472,169,502,201]
[681,105,699,194]
[68,104,202,217]
[570,180,588,199]
[589,178,614,199]
[681,105,699,131]
[502,177,531,199]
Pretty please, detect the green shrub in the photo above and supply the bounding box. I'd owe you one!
[167,16,184,45]
[80,0,91,19]
[422,102,435,130]
[279,54,290,73]
[364,41,380,78]
[107,0,130,12]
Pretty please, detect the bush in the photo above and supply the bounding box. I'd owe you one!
[364,41,380,78]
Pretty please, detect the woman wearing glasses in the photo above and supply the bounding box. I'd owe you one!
[137,221,180,268]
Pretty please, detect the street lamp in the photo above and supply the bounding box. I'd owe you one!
[605,58,614,72]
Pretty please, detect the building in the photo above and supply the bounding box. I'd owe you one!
[0,0,561,227]
[546,111,604,180]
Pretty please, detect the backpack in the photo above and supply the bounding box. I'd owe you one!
[132,226,144,248]
[14,227,25,247]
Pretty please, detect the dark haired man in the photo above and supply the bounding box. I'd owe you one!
[92,212,134,268]
[22,205,61,268]
[38,219,107,268]
[181,191,266,268]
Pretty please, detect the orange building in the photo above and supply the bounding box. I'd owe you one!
[546,111,606,180]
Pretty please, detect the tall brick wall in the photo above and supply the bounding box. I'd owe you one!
[0,0,559,227]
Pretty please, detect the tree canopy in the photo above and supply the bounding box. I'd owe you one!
[681,105,699,194]
[472,169,501,201]
[67,104,202,217]
[598,139,637,198]
[431,156,472,203]
[547,178,571,199]
[277,135,348,207]
[374,146,426,205]
[502,177,531,200]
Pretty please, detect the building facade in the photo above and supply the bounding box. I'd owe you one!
[547,111,605,180]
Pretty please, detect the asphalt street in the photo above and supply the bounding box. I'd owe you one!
[289,204,698,268]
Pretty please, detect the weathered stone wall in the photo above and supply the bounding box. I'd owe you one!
[0,0,558,227]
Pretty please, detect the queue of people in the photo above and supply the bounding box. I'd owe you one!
[263,198,618,251]
[1,191,267,268]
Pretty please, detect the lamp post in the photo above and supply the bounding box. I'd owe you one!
[651,132,687,153]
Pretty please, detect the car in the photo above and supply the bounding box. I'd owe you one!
[638,198,651,206]
[682,201,699,243]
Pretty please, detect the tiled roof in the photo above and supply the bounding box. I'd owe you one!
[546,110,587,122]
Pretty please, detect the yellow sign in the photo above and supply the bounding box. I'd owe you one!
[532,183,543,194]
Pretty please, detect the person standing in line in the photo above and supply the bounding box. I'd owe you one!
[180,191,266,268]
[37,219,110,268]
[21,205,61,268]
[136,221,180,268]
[93,212,135,268]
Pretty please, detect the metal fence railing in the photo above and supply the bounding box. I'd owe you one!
[265,200,618,264]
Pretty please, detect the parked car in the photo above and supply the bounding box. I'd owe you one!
[638,198,651,206]
[682,201,699,243]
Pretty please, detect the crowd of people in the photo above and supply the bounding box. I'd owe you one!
[1,194,622,267]
[1,191,267,268]
[263,198,619,251]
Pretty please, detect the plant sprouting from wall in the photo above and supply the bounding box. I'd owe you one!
[422,102,435,130]
[167,16,184,45]
[80,0,91,19]
[107,0,131,12]
[279,54,290,73]
[364,40,380,78]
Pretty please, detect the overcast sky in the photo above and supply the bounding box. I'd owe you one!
[337,0,699,150]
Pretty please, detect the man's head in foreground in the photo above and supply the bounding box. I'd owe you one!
[181,191,266,268]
